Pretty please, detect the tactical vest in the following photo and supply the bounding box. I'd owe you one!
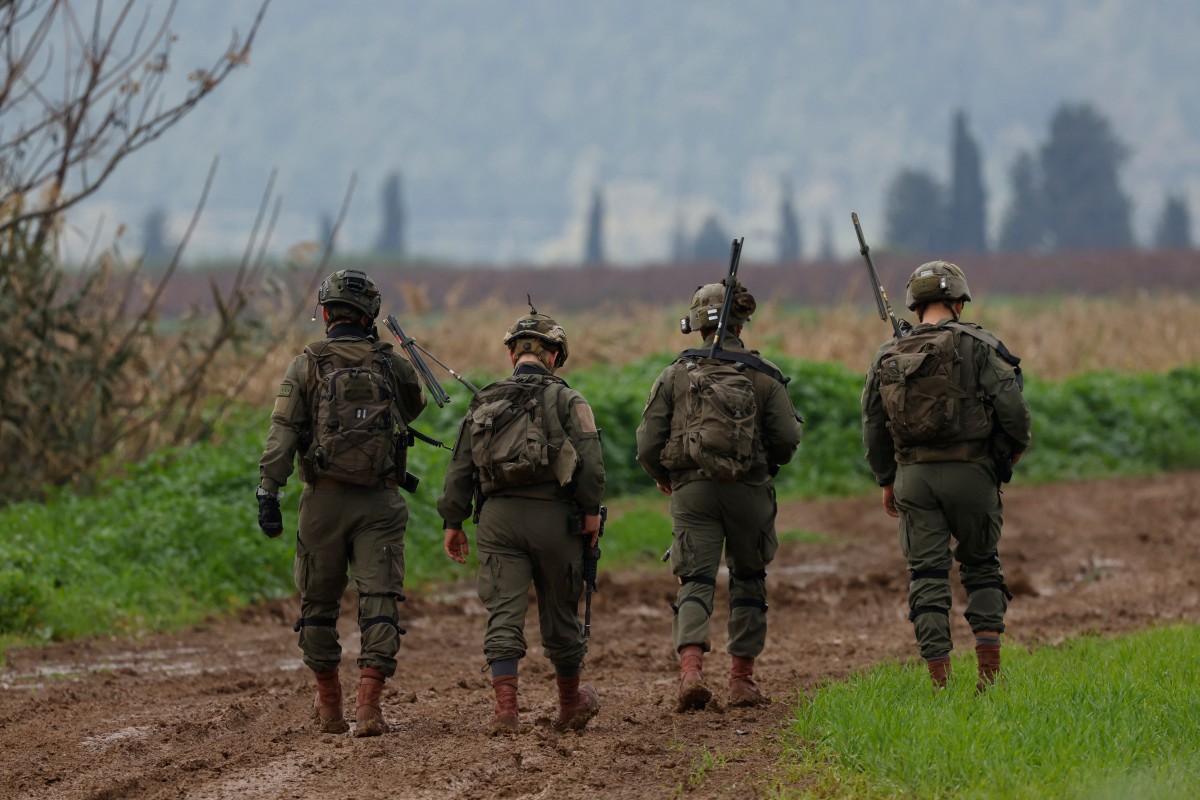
[467,374,574,494]
[302,339,400,486]
[876,322,998,463]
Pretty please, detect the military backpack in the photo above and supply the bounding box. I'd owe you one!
[468,375,574,493]
[876,324,992,448]
[304,340,398,486]
[659,355,762,483]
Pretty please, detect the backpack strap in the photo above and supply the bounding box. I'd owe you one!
[676,348,789,385]
[946,322,1023,389]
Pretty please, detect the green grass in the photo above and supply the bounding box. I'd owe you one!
[2,359,1198,655]
[778,625,1200,799]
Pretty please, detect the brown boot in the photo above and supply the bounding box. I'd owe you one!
[975,635,1001,692]
[312,668,350,734]
[554,674,599,732]
[677,645,712,712]
[353,667,389,737]
[926,656,951,689]
[728,655,769,707]
[490,675,519,735]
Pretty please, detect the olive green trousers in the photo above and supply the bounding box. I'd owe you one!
[294,485,407,676]
[895,460,1007,660]
[669,480,778,657]
[475,496,587,669]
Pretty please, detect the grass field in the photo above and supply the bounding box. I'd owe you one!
[774,624,1200,799]
[2,354,1198,654]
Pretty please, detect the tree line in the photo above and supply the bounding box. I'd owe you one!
[142,100,1194,269]
[885,102,1192,255]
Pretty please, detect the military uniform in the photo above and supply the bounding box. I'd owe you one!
[260,325,425,676]
[439,362,604,669]
[257,269,426,735]
[438,310,604,733]
[638,334,801,654]
[637,325,801,709]
[860,261,1032,689]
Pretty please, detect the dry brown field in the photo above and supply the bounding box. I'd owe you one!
[238,292,1200,407]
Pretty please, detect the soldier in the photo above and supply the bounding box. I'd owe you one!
[860,261,1032,691]
[636,282,802,711]
[439,306,605,734]
[257,269,427,736]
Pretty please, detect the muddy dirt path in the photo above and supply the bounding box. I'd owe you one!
[3,473,1198,800]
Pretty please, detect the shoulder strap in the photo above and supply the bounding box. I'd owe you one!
[946,322,1021,368]
[676,348,789,385]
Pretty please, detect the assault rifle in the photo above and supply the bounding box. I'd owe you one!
[581,506,605,642]
[384,314,481,405]
[709,237,745,357]
[383,314,480,492]
[851,212,911,339]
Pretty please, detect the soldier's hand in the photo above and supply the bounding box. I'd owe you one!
[582,514,601,547]
[655,482,673,496]
[444,528,469,564]
[256,487,284,538]
[881,484,899,518]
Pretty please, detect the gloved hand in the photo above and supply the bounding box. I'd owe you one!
[256,487,283,538]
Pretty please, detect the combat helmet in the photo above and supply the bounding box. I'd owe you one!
[904,261,972,311]
[317,269,382,319]
[679,280,757,334]
[503,298,569,367]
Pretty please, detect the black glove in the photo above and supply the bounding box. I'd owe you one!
[256,487,283,538]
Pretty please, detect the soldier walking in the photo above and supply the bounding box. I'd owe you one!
[439,307,605,734]
[636,282,802,711]
[257,269,427,735]
[861,261,1032,690]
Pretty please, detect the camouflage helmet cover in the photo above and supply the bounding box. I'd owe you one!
[904,261,972,310]
[503,311,569,366]
[317,269,382,319]
[684,279,757,333]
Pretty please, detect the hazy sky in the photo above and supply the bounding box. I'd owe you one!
[64,0,1200,266]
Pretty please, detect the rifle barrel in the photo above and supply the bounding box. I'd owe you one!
[709,237,744,358]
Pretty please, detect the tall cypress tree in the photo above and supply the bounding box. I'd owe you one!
[1154,193,1193,249]
[947,111,987,252]
[375,171,405,256]
[1039,102,1133,250]
[997,151,1047,253]
[777,177,802,262]
[584,187,606,266]
[884,168,944,253]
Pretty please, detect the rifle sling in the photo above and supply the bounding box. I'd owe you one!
[677,348,789,386]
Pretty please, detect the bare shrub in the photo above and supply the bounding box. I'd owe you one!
[0,1,273,501]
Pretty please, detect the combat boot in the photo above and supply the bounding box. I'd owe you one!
[353,667,389,737]
[975,635,1001,693]
[728,655,769,707]
[312,668,350,734]
[553,674,599,732]
[677,645,712,712]
[926,656,951,689]
[490,675,519,735]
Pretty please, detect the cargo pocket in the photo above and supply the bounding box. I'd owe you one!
[564,560,583,604]
[294,539,315,595]
[384,542,406,596]
[476,553,501,606]
[670,528,695,577]
[898,513,912,559]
